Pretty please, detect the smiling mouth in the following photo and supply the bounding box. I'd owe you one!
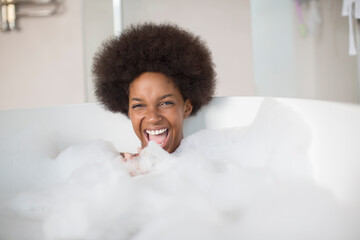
[145,128,169,147]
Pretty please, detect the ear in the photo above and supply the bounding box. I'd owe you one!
[183,99,193,118]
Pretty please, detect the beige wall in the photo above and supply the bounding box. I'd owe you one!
[251,0,359,103]
[0,1,358,111]
[294,0,359,102]
[0,0,85,111]
[122,0,255,97]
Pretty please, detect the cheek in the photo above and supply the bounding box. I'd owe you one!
[129,114,142,136]
[168,110,185,134]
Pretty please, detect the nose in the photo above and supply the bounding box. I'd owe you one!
[146,106,162,124]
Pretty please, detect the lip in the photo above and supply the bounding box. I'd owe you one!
[143,127,170,149]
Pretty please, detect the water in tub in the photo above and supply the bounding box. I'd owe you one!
[0,99,358,239]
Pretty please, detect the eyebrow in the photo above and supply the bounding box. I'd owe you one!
[159,94,174,100]
[130,94,174,102]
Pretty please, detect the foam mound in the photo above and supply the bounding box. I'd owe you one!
[0,99,358,240]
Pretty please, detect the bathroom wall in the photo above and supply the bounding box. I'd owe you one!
[0,0,358,111]
[0,0,85,111]
[251,0,359,103]
[1,0,254,109]
[298,0,359,102]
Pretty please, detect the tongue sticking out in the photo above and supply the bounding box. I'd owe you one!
[149,132,167,145]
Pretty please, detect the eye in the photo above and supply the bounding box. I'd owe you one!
[132,104,144,109]
[159,101,174,107]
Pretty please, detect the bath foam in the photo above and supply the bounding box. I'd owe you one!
[0,99,358,240]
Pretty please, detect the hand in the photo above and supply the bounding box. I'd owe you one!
[122,147,142,160]
[121,147,146,176]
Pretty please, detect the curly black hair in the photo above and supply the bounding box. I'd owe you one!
[92,22,216,116]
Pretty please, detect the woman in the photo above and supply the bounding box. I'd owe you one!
[92,22,216,157]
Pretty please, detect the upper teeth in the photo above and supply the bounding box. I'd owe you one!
[146,128,167,135]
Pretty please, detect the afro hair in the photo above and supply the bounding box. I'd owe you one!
[92,22,216,116]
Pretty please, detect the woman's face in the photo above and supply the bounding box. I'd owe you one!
[128,72,193,153]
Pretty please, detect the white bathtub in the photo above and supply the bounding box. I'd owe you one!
[0,96,360,238]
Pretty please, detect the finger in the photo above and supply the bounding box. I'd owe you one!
[124,152,132,160]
